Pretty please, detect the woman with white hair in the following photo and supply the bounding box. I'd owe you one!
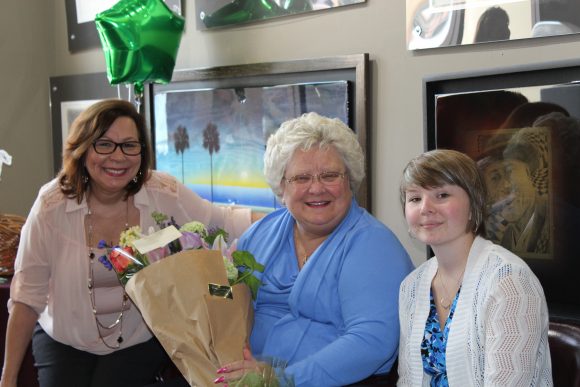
[215,112,413,386]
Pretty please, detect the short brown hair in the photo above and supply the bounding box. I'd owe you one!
[400,149,487,236]
[58,99,152,203]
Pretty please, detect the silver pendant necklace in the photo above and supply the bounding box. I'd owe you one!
[436,268,465,310]
[294,226,321,268]
[86,197,129,349]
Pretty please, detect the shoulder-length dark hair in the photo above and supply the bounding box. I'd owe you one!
[58,99,152,203]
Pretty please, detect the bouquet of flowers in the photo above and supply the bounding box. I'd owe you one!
[99,212,265,386]
[99,212,263,299]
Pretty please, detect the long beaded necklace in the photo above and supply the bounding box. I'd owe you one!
[86,197,129,349]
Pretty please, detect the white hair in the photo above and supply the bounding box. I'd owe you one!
[264,112,365,201]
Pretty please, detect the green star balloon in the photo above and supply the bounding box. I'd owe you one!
[95,0,185,94]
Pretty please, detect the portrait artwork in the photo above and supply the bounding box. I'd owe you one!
[472,127,552,260]
[425,63,580,316]
[433,88,569,261]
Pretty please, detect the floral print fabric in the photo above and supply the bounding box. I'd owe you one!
[420,287,461,386]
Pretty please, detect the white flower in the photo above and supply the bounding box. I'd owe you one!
[223,257,239,282]
[180,221,207,236]
[119,226,143,248]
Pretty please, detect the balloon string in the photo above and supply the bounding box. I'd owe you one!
[133,84,144,115]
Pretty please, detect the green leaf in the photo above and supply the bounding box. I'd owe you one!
[205,228,229,245]
[151,211,168,226]
[232,250,264,300]
[230,371,265,387]
[244,275,262,301]
[232,250,265,273]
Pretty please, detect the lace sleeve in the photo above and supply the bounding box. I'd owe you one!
[482,263,550,386]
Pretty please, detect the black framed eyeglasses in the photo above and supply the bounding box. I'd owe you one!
[284,171,347,187]
[92,140,143,156]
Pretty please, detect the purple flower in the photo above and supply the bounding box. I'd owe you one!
[97,240,109,249]
[99,254,113,271]
[179,231,203,250]
[148,245,171,263]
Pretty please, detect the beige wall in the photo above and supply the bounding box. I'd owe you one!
[2,1,580,265]
[0,3,54,217]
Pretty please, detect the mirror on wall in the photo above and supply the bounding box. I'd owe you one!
[407,0,580,49]
[195,0,365,30]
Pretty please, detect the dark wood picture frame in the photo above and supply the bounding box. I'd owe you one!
[424,60,580,320]
[144,54,371,211]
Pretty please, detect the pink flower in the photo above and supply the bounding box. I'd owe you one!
[148,245,171,263]
[179,231,204,250]
[209,234,238,263]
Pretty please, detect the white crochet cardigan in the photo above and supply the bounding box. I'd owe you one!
[398,236,552,386]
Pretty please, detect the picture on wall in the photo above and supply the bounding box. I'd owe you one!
[406,0,580,49]
[424,61,580,316]
[467,124,552,260]
[153,81,349,212]
[144,54,370,211]
[60,100,101,145]
[50,73,132,174]
[195,0,366,30]
[65,0,183,52]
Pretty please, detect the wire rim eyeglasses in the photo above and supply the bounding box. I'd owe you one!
[92,140,143,156]
[284,171,347,187]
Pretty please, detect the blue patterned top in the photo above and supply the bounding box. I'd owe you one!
[421,287,461,387]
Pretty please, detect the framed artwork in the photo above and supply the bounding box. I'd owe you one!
[65,0,183,52]
[49,73,131,174]
[144,54,370,212]
[195,0,365,30]
[424,61,580,319]
[406,0,580,49]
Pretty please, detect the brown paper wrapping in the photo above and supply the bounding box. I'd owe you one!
[124,249,253,387]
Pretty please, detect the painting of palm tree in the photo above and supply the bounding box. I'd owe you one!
[173,125,190,182]
[202,122,220,201]
[154,78,350,211]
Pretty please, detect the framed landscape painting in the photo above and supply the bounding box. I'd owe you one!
[144,54,370,212]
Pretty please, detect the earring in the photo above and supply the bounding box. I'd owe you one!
[83,174,89,184]
[132,175,139,183]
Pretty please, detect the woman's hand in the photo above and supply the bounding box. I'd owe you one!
[214,346,263,385]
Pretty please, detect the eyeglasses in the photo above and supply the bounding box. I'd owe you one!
[92,140,143,156]
[284,171,347,187]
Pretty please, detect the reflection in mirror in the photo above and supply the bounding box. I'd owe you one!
[430,78,580,316]
[407,0,580,49]
[195,0,365,30]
